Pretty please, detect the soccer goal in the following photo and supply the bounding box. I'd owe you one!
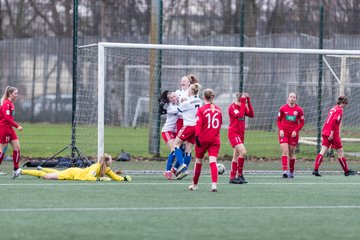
[77,43,360,174]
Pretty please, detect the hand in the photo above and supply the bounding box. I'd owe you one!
[97,177,111,182]
[291,131,297,137]
[195,136,201,147]
[124,175,132,182]
[17,126,23,131]
[279,130,284,138]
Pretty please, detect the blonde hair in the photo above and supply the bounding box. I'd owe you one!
[1,86,17,105]
[99,153,112,177]
[189,83,201,96]
[203,88,215,112]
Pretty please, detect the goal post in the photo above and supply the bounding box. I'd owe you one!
[98,43,105,160]
[78,42,360,173]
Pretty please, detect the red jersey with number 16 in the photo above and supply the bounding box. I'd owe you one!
[322,105,343,138]
[0,99,19,129]
[195,103,222,145]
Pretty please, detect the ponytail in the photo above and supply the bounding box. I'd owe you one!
[210,102,215,112]
[203,88,215,112]
[1,86,11,105]
[190,83,201,96]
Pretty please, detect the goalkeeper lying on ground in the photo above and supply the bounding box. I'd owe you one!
[12,153,131,182]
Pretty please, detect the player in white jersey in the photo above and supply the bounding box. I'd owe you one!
[174,75,199,130]
[173,83,202,179]
[159,90,180,180]
[172,75,200,174]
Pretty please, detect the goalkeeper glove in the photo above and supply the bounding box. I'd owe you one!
[96,177,111,182]
[124,175,132,182]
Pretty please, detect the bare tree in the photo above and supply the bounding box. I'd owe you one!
[29,0,72,37]
[4,0,38,38]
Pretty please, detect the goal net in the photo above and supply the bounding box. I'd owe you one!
[77,43,360,174]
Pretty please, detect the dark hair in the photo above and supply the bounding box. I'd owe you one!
[158,90,170,104]
[337,95,348,105]
[158,90,173,115]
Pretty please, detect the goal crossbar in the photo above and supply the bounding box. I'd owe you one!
[79,42,360,56]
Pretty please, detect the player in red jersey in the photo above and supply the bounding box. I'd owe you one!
[277,92,304,178]
[312,96,356,177]
[227,92,254,184]
[189,88,222,192]
[0,86,23,177]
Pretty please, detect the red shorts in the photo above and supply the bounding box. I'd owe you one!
[322,135,342,149]
[161,131,176,143]
[0,128,18,144]
[177,125,196,144]
[195,142,220,159]
[278,131,299,146]
[228,132,244,148]
[176,118,183,134]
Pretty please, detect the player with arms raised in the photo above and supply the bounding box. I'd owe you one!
[312,96,356,177]
[228,92,254,184]
[189,88,222,192]
[173,83,202,180]
[277,92,304,178]
[173,75,200,173]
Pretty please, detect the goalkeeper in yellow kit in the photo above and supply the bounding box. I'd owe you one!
[12,154,131,182]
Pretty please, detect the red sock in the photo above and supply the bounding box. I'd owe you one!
[338,157,349,172]
[230,161,237,179]
[13,150,20,170]
[0,151,4,165]
[193,163,202,185]
[314,154,323,171]
[281,156,288,171]
[237,157,245,176]
[289,159,295,173]
[209,162,218,183]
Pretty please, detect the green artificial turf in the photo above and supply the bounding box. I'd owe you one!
[0,160,359,240]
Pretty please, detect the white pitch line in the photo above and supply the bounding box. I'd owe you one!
[0,182,360,186]
[0,206,360,213]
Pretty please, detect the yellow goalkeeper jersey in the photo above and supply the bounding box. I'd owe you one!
[57,163,125,181]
